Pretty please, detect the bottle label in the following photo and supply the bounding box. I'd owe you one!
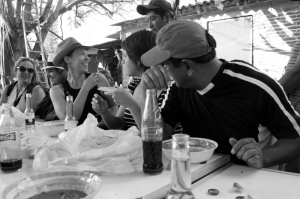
[25,113,35,125]
[0,132,16,142]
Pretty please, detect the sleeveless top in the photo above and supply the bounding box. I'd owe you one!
[124,77,183,133]
[6,82,46,113]
[62,74,104,125]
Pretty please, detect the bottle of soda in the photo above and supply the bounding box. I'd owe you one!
[141,89,163,175]
[166,134,196,199]
[64,95,77,131]
[25,93,35,130]
[0,103,22,172]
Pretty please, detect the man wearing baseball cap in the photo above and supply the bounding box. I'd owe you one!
[140,20,300,169]
[137,0,174,33]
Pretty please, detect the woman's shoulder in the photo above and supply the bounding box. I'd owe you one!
[50,84,64,95]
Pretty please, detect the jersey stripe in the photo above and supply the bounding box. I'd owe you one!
[229,60,300,117]
[224,69,300,135]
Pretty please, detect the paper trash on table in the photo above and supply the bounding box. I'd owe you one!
[33,114,143,174]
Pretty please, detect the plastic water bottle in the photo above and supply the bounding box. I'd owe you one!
[141,89,163,175]
[0,103,22,172]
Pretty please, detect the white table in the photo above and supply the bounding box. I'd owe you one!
[191,164,300,199]
[0,152,229,199]
[0,126,230,199]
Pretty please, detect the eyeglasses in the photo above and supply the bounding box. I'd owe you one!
[18,66,35,74]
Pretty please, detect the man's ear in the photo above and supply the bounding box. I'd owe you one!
[181,59,194,76]
[165,13,170,23]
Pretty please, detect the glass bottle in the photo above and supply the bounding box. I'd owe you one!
[0,103,22,172]
[64,95,77,131]
[166,134,195,199]
[141,89,163,175]
[25,93,35,130]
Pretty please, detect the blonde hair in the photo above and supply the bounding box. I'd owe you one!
[14,57,40,83]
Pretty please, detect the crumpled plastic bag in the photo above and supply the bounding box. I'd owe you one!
[33,114,143,174]
[0,105,25,127]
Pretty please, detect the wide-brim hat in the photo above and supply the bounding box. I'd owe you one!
[137,0,173,15]
[53,37,90,66]
[41,53,64,70]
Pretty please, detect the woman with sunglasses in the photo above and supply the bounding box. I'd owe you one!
[0,57,46,112]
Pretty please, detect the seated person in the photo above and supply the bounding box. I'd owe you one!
[0,57,46,112]
[35,53,67,121]
[92,30,182,133]
[50,37,117,125]
[97,68,115,87]
[140,20,300,169]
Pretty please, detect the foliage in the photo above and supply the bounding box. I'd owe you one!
[0,0,136,80]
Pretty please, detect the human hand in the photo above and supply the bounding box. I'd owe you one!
[229,138,264,169]
[92,93,109,114]
[141,65,171,90]
[83,73,98,91]
[104,88,135,108]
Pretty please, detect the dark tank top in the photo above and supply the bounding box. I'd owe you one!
[62,73,103,125]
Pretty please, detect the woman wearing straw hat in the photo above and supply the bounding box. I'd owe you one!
[0,57,46,112]
[35,53,67,121]
[51,37,117,125]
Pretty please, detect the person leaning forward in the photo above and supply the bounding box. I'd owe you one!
[140,20,300,169]
[137,0,174,34]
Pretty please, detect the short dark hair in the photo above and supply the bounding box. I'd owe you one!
[121,29,156,67]
[147,8,174,19]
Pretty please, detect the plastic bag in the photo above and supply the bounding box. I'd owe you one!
[0,105,25,127]
[33,114,143,174]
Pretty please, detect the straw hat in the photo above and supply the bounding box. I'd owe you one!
[53,37,90,66]
[41,53,64,70]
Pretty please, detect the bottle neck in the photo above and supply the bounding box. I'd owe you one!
[26,96,32,110]
[66,99,74,118]
[145,91,158,109]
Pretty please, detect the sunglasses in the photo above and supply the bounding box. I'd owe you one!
[18,66,35,74]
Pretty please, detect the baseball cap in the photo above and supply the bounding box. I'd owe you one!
[141,20,214,67]
[137,0,173,15]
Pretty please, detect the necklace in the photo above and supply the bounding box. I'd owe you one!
[16,83,27,100]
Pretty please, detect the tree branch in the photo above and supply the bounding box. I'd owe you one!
[5,0,16,28]
[39,0,53,24]
[15,0,22,24]
[40,0,63,41]
[92,0,113,16]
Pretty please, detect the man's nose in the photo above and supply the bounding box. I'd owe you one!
[148,21,153,29]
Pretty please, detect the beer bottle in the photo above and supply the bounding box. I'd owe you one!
[25,93,35,130]
[141,89,163,175]
[64,95,77,131]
